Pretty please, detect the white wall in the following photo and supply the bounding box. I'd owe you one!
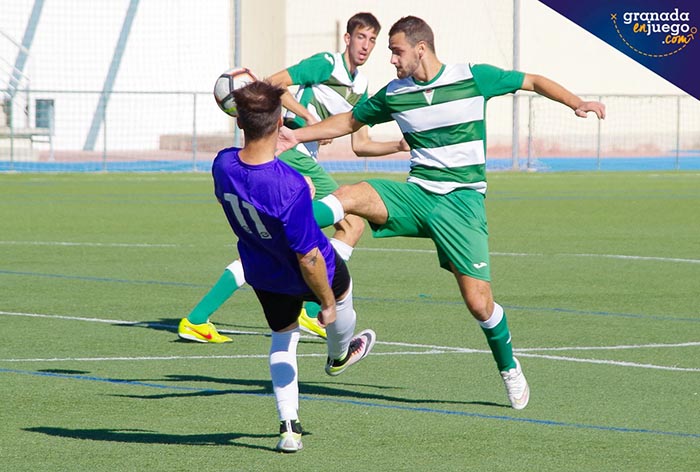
[280,0,685,95]
[0,0,688,151]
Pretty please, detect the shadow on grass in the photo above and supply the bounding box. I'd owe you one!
[37,369,91,375]
[110,373,506,408]
[111,317,311,342]
[114,318,266,336]
[24,426,278,451]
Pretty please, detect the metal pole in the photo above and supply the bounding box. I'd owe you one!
[675,95,681,170]
[527,95,533,170]
[511,0,520,170]
[84,0,139,151]
[192,93,198,171]
[9,98,14,169]
[102,94,107,171]
[596,95,602,170]
[7,0,44,101]
[233,0,242,148]
[48,100,54,161]
[336,20,341,53]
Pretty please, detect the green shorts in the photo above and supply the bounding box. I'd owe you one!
[366,179,491,281]
[278,147,339,199]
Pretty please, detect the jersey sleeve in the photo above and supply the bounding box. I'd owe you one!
[287,52,336,86]
[352,86,393,126]
[470,63,525,100]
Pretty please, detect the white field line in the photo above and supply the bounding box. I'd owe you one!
[0,311,262,335]
[360,248,700,264]
[1,311,698,372]
[0,240,180,248]
[2,240,699,264]
[517,342,700,351]
[515,353,700,372]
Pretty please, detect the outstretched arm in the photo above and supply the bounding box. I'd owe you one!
[350,126,410,157]
[267,69,317,125]
[521,74,606,119]
[278,111,363,154]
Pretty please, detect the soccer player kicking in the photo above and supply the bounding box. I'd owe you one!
[278,16,606,410]
[178,12,408,343]
[212,80,376,452]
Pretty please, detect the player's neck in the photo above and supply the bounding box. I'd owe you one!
[238,134,277,165]
[342,50,357,76]
[414,55,443,83]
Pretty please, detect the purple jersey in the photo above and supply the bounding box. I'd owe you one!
[212,147,336,295]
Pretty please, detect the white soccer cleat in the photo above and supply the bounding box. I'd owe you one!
[325,329,376,376]
[276,419,303,453]
[501,357,530,410]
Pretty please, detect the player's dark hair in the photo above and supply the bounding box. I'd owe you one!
[233,81,284,141]
[347,12,381,35]
[389,16,435,52]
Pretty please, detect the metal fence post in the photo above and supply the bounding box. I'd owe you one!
[102,93,107,171]
[192,92,198,171]
[596,95,602,171]
[8,97,15,169]
[675,95,681,171]
[527,95,533,170]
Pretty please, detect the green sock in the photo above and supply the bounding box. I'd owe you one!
[303,301,321,319]
[480,310,516,372]
[187,269,240,325]
[312,200,336,228]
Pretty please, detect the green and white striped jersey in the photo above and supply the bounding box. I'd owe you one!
[286,51,369,160]
[353,63,524,195]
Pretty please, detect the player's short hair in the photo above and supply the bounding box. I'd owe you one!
[347,12,381,35]
[389,16,435,52]
[232,81,285,141]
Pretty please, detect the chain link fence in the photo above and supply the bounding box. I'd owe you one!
[2,90,698,172]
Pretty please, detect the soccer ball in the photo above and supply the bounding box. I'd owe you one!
[213,67,257,116]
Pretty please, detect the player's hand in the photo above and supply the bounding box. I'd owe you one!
[399,138,410,152]
[316,304,336,327]
[575,101,606,119]
[276,126,299,154]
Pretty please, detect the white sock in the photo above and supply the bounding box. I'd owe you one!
[269,329,300,421]
[225,259,246,286]
[319,194,345,224]
[325,281,357,360]
[330,238,354,261]
[478,303,504,329]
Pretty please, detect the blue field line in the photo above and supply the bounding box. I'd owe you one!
[2,367,697,440]
[0,367,215,392]
[2,156,700,173]
[0,269,209,288]
[1,268,698,323]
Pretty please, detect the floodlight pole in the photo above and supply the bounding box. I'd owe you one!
[83,0,139,151]
[512,0,521,170]
[7,0,44,101]
[233,0,242,147]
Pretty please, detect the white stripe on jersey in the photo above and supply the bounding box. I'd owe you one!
[386,64,474,95]
[391,96,485,134]
[406,177,488,195]
[310,84,357,115]
[410,140,486,168]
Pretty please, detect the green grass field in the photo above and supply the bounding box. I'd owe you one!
[1,171,699,471]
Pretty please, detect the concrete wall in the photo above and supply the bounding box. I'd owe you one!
[0,0,688,154]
